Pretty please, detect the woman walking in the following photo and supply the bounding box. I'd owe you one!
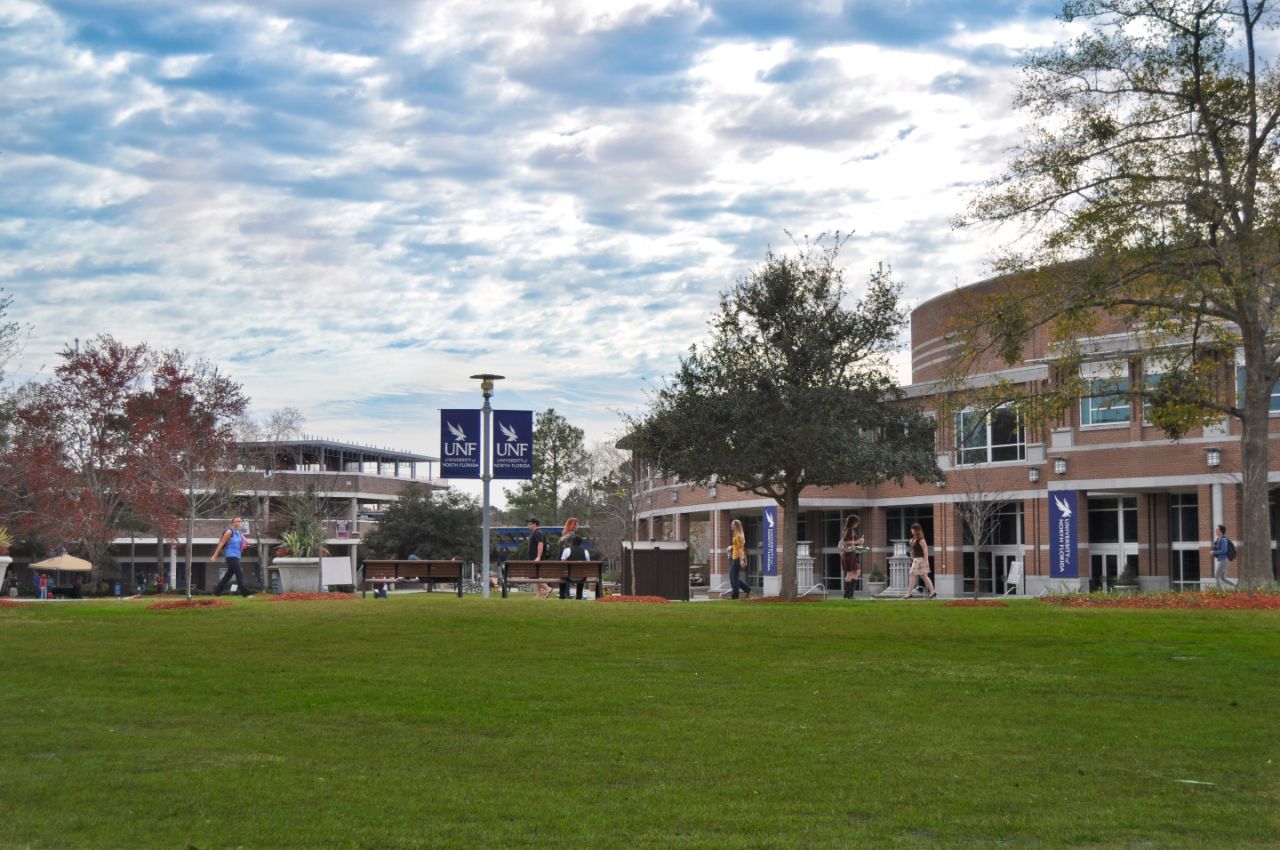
[839,515,864,599]
[211,516,254,598]
[729,518,751,599]
[906,523,936,598]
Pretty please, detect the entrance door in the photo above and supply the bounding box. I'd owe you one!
[1089,550,1139,591]
[1087,496,1139,591]
[975,551,1019,595]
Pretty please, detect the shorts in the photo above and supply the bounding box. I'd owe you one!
[909,557,930,576]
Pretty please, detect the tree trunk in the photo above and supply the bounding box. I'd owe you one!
[1240,347,1273,590]
[185,512,195,599]
[781,488,799,599]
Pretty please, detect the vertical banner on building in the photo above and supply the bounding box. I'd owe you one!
[1049,490,1079,578]
[761,505,778,576]
[440,409,481,479]
[492,410,534,480]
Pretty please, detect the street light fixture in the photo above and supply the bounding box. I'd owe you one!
[470,373,505,598]
[1028,467,1040,483]
[1054,457,1068,475]
[1206,447,1222,468]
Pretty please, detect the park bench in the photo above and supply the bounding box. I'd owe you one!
[501,560,604,599]
[363,559,465,597]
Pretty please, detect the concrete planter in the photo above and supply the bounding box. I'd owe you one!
[271,557,321,593]
[0,555,11,595]
[867,580,888,597]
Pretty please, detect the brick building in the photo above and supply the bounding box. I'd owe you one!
[633,276,1267,597]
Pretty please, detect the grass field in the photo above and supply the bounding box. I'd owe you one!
[1,595,1277,849]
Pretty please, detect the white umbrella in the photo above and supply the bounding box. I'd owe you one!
[31,554,92,572]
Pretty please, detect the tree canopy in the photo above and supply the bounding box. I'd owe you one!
[630,236,940,597]
[363,486,483,563]
[503,409,588,524]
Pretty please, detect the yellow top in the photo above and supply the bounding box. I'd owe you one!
[731,532,746,560]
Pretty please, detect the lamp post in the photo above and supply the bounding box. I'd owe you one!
[470,373,504,598]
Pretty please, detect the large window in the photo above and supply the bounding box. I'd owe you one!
[886,506,934,546]
[1169,492,1200,591]
[954,407,1025,465]
[1234,351,1280,412]
[1087,496,1137,543]
[1080,361,1131,426]
[961,501,1024,546]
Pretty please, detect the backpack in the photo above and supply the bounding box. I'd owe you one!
[1226,538,1237,561]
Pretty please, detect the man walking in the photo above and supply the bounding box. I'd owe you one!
[211,516,254,597]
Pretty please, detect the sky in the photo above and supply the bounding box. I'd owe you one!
[1,0,1068,500]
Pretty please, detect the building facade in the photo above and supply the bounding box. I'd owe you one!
[633,276,1273,597]
[105,438,440,593]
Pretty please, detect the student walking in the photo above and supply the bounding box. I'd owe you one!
[211,516,254,598]
[556,517,581,599]
[527,517,554,599]
[1213,524,1237,589]
[906,523,936,598]
[729,518,751,599]
[839,514,864,599]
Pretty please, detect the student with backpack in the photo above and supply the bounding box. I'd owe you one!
[1213,524,1237,589]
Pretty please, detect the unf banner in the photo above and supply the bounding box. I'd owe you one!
[440,409,481,479]
[492,410,533,480]
[761,505,778,577]
[1049,490,1079,578]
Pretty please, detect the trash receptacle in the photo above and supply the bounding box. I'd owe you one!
[113,582,122,596]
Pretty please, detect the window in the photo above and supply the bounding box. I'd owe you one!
[886,506,933,546]
[961,501,1024,546]
[1080,361,1131,426]
[1086,496,1137,544]
[1168,493,1198,543]
[954,407,1026,465]
[1234,350,1280,412]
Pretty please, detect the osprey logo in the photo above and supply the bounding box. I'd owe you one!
[1053,495,1073,518]
[446,421,468,442]
[766,512,775,528]
[499,422,519,442]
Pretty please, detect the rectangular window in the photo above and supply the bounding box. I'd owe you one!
[1087,496,1138,544]
[885,506,934,547]
[1169,493,1198,543]
[960,501,1024,546]
[954,407,1026,465]
[1080,361,1131,426]
[1234,355,1280,412]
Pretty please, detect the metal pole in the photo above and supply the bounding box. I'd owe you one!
[481,385,492,598]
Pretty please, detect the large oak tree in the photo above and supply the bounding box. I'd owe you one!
[629,237,940,598]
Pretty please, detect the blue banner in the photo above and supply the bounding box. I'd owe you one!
[440,409,481,479]
[492,410,534,480]
[1049,491,1079,578]
[761,506,778,576]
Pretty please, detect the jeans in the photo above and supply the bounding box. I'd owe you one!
[1214,558,1236,589]
[214,557,251,597]
[729,558,751,598]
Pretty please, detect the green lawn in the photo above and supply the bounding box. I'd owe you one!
[1,595,1277,849]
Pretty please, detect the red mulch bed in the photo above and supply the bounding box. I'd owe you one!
[147,598,232,611]
[945,599,1009,607]
[596,595,671,604]
[265,592,360,602]
[0,599,30,608]
[1040,591,1280,610]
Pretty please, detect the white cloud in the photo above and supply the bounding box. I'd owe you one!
[0,0,1064,506]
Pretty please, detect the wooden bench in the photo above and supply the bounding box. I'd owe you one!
[501,560,604,599]
[363,560,466,597]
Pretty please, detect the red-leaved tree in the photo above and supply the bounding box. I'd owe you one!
[129,351,248,597]
[7,336,154,577]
